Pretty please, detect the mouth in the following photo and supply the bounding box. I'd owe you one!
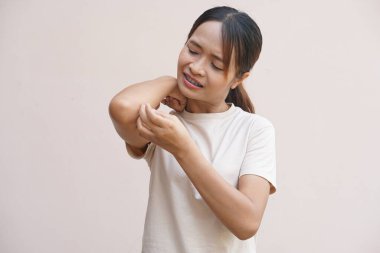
[183,73,204,88]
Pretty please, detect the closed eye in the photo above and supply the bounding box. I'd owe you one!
[212,63,223,71]
[187,46,198,55]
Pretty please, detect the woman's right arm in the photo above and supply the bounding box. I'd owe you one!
[108,76,178,156]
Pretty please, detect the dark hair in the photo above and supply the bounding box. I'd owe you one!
[187,6,263,113]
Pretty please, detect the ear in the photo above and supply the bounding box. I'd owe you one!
[231,72,250,89]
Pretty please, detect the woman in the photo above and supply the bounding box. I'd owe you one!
[109,6,276,253]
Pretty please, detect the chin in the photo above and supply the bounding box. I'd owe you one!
[177,81,195,101]
[177,81,189,95]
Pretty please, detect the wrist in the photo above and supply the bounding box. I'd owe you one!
[173,138,198,162]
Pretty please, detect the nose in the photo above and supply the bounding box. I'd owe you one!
[189,59,206,77]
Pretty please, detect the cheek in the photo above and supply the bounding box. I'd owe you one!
[208,76,232,95]
[177,49,185,64]
[178,49,192,67]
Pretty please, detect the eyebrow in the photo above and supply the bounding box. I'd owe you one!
[188,40,224,63]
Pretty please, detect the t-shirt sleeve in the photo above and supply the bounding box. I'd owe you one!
[125,141,156,165]
[240,123,277,194]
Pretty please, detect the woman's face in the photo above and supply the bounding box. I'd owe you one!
[177,21,241,111]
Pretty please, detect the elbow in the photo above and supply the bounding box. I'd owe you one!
[236,230,257,241]
[108,97,132,123]
[235,222,260,241]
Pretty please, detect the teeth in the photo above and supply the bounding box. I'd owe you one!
[186,74,203,87]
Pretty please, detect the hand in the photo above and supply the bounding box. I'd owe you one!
[162,84,187,112]
[137,103,192,156]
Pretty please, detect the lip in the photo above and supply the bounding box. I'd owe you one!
[183,73,203,89]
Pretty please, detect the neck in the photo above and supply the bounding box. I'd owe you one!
[185,100,230,113]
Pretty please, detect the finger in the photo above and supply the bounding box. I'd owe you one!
[155,110,173,119]
[165,97,171,107]
[145,103,170,127]
[139,104,153,127]
[137,116,154,140]
[145,103,171,127]
[137,116,152,133]
[164,97,177,111]
[173,98,181,110]
[140,116,151,130]
[173,98,180,105]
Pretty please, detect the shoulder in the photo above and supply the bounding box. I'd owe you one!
[234,107,275,130]
[231,108,276,146]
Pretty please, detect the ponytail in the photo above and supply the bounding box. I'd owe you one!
[225,85,255,113]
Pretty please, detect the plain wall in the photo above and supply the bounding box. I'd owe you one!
[1,0,379,252]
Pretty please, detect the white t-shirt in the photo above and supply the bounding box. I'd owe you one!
[127,103,277,253]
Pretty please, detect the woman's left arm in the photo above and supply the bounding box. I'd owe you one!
[174,143,270,240]
[138,103,271,240]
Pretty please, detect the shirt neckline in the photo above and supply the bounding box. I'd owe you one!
[180,103,236,120]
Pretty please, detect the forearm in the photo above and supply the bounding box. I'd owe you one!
[174,142,258,240]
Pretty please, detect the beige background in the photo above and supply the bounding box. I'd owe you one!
[1,0,379,252]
